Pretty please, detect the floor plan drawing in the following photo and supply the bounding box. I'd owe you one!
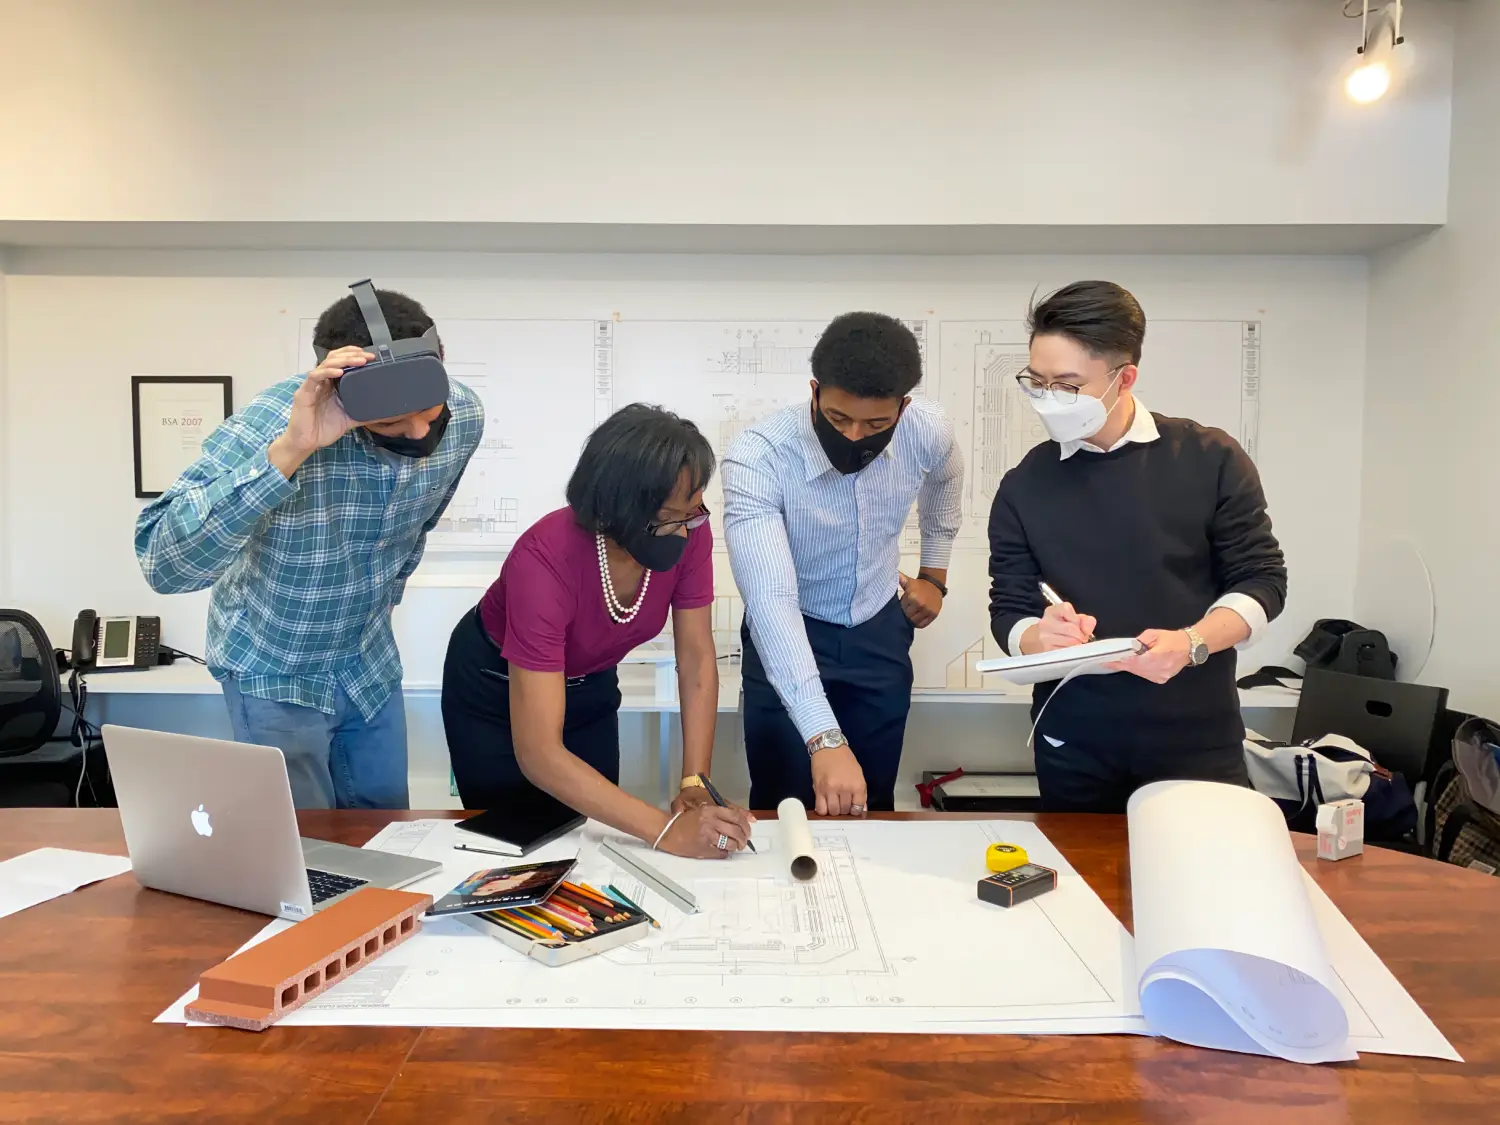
[158,817,1140,1033]
[604,832,887,976]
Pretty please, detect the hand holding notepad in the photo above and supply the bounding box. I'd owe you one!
[975,636,1146,685]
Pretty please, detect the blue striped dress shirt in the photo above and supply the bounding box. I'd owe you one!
[134,376,483,719]
[722,399,964,742]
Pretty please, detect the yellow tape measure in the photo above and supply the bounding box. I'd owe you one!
[986,842,1029,873]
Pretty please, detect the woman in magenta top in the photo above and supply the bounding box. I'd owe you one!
[441,404,753,859]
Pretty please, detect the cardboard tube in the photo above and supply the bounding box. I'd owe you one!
[777,797,818,881]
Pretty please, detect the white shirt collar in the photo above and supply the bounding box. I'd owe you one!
[1057,396,1159,460]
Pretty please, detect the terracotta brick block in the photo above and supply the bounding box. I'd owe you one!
[185,887,431,1031]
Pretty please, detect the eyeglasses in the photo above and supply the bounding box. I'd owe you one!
[647,504,711,535]
[1015,364,1125,405]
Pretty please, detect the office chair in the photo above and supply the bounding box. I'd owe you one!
[0,610,72,806]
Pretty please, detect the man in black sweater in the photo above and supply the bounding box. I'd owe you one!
[988,281,1287,813]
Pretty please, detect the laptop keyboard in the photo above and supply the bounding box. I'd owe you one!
[307,868,368,905]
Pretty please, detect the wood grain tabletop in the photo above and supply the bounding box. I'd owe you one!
[0,808,1494,1125]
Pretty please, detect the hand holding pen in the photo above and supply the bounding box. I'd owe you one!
[1037,581,1096,649]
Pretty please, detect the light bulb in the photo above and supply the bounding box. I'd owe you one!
[1345,59,1392,103]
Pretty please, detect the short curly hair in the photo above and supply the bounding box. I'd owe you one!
[810,312,922,399]
[312,287,435,352]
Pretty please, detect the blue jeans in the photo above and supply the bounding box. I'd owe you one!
[221,678,409,810]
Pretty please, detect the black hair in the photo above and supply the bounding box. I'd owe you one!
[1026,280,1146,366]
[809,312,923,400]
[566,403,715,541]
[312,287,435,351]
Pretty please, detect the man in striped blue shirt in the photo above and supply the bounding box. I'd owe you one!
[135,287,483,809]
[723,313,964,815]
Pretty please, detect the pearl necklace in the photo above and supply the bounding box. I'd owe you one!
[597,533,650,624]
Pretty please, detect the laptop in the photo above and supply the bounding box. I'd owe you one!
[103,724,442,921]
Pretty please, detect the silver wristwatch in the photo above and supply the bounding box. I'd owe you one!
[1184,626,1209,666]
[806,729,848,756]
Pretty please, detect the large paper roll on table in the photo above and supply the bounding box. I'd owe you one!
[776,798,818,880]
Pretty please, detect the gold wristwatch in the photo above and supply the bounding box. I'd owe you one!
[679,775,706,792]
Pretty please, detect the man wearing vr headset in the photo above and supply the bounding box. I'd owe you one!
[135,283,483,809]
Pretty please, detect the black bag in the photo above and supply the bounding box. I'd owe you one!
[1293,618,1397,680]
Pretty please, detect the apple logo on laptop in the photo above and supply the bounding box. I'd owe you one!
[190,804,213,838]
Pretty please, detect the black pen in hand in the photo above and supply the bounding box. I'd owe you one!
[696,772,757,852]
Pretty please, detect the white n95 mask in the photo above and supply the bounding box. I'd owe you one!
[1029,369,1123,445]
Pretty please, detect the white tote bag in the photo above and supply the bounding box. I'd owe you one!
[1243,733,1375,805]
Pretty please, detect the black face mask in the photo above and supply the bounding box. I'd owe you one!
[811,392,900,474]
[369,404,451,458]
[619,525,689,572]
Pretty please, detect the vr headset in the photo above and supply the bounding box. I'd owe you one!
[313,279,449,422]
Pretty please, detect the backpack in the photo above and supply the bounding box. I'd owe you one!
[1293,618,1398,680]
[1244,733,1418,842]
[1429,716,1500,876]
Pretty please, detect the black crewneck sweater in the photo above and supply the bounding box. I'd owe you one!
[987,414,1287,755]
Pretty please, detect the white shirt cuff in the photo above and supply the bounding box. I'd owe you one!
[1211,592,1268,648]
[790,697,841,747]
[1007,617,1041,657]
[918,536,956,571]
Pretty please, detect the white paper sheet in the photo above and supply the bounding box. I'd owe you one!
[974,637,1142,685]
[158,817,1140,1035]
[153,807,1460,1062]
[1127,780,1459,1063]
[0,847,132,919]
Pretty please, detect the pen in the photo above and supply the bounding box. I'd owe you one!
[454,842,520,858]
[1038,581,1095,642]
[695,772,757,852]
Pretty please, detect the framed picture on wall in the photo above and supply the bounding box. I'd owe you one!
[131,375,234,498]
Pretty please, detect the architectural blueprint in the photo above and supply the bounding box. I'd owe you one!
[297,317,604,553]
[157,817,1143,1034]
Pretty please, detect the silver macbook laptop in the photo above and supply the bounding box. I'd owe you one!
[103,724,442,921]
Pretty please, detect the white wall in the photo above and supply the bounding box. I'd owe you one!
[2,250,1360,797]
[0,0,1455,228]
[1358,0,1500,717]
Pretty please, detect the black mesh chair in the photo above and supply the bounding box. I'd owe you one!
[0,610,72,806]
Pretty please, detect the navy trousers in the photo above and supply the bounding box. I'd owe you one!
[740,597,915,812]
[1034,737,1250,814]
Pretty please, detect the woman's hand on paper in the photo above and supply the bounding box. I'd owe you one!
[1034,602,1096,651]
[658,804,754,859]
[670,783,715,815]
[812,746,868,817]
[1106,628,1192,683]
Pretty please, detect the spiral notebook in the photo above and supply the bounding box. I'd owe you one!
[974,637,1145,685]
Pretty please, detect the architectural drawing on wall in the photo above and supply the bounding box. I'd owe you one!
[299,317,604,555]
[974,337,1042,512]
[945,637,989,689]
[933,318,1256,546]
[1240,321,1262,460]
[604,834,887,976]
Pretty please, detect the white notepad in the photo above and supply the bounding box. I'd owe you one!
[974,637,1144,685]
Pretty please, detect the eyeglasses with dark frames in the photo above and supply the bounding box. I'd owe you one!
[646,504,711,536]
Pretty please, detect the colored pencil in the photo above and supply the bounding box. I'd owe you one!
[508,908,567,940]
[532,907,590,937]
[486,910,563,945]
[551,889,622,924]
[561,881,617,909]
[605,884,660,929]
[534,906,591,936]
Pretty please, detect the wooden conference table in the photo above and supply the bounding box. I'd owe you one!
[0,810,1494,1125]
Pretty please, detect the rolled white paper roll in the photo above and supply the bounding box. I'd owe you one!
[776,797,818,880]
